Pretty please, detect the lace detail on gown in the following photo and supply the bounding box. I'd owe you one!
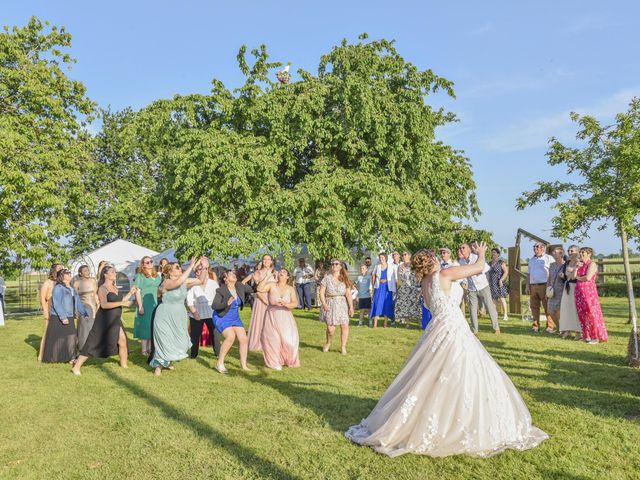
[345,271,548,457]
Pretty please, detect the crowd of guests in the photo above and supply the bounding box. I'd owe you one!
[34,241,608,375]
[526,243,608,344]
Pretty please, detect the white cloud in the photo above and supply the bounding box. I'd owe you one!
[469,23,493,35]
[567,15,621,34]
[459,68,572,98]
[483,87,640,153]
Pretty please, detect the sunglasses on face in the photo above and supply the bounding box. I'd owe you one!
[143,260,153,264]
[331,262,341,266]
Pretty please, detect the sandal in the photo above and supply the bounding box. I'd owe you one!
[215,364,228,374]
[531,326,539,333]
[544,328,556,334]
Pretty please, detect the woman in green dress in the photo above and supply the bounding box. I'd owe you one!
[149,256,208,376]
[134,256,162,355]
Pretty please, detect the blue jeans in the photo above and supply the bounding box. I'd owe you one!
[296,283,312,309]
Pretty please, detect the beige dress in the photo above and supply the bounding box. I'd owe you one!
[76,278,98,349]
[321,275,349,326]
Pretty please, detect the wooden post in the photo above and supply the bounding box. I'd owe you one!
[508,246,521,314]
[596,259,605,285]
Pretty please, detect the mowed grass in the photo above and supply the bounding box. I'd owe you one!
[1,299,640,480]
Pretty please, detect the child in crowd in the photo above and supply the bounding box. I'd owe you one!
[356,264,373,326]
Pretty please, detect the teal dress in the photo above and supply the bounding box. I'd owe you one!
[134,274,162,340]
[150,283,191,368]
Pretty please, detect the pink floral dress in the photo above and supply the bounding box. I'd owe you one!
[574,261,608,342]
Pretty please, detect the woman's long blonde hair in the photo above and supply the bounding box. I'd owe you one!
[138,256,158,278]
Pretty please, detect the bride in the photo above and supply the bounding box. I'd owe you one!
[345,242,548,457]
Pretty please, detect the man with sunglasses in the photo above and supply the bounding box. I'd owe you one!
[526,243,556,333]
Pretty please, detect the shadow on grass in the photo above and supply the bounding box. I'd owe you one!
[24,334,40,352]
[99,366,300,480]
[245,373,375,432]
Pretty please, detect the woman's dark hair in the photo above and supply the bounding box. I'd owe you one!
[98,265,113,287]
[491,248,500,255]
[78,265,90,276]
[48,263,63,281]
[56,269,70,284]
[220,269,236,285]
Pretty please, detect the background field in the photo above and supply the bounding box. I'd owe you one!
[1,300,639,480]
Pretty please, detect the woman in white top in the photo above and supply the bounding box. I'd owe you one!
[559,245,582,339]
[186,265,220,358]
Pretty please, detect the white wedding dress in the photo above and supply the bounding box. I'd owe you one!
[345,271,548,457]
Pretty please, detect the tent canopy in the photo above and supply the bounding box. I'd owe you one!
[72,239,159,283]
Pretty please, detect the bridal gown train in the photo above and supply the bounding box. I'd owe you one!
[345,271,548,457]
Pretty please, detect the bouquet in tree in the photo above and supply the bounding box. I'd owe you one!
[276,64,291,84]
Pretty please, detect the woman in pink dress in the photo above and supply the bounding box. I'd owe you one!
[244,255,277,351]
[574,247,608,344]
[257,268,300,370]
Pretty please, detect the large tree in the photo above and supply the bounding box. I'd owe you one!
[70,108,167,256]
[516,98,640,366]
[0,17,95,274]
[122,35,482,261]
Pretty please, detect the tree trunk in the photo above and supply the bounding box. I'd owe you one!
[620,226,640,366]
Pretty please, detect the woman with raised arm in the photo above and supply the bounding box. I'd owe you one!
[74,265,99,351]
[211,269,254,373]
[346,242,547,457]
[319,259,354,355]
[149,257,207,376]
[38,263,63,362]
[134,256,162,355]
[71,266,138,375]
[257,268,300,370]
[246,254,277,352]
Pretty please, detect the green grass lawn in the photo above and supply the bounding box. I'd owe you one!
[1,299,639,480]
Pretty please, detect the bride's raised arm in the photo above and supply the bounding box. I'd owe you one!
[439,241,488,286]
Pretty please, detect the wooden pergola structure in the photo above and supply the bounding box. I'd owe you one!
[508,228,562,315]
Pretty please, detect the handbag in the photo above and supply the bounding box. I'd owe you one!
[545,285,554,298]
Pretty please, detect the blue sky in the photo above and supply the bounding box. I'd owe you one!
[5,1,639,255]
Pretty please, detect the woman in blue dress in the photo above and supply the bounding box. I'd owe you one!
[149,256,208,376]
[211,269,254,373]
[370,253,396,328]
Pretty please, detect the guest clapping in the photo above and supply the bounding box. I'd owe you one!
[72,266,138,375]
[257,269,300,370]
[320,259,354,354]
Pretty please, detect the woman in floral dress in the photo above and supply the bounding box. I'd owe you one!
[574,247,608,344]
[319,259,354,355]
[395,251,421,326]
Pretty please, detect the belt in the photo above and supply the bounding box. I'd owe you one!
[379,279,387,283]
[326,294,343,298]
[531,283,547,286]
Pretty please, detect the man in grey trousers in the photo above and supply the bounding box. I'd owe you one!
[458,243,501,335]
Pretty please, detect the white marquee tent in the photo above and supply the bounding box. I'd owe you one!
[71,239,159,288]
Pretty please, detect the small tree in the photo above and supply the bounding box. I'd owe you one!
[516,98,640,366]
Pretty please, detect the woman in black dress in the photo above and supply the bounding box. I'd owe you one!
[71,266,138,375]
[42,269,90,363]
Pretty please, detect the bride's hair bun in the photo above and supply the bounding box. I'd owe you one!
[412,249,437,280]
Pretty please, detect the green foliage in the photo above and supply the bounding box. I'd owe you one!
[70,108,167,256]
[516,98,640,241]
[0,17,96,273]
[121,36,481,261]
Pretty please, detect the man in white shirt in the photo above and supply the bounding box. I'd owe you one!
[458,243,500,334]
[186,266,220,357]
[526,242,556,333]
[293,258,314,310]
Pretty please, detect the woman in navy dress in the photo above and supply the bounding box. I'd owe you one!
[211,270,254,373]
[370,253,396,328]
